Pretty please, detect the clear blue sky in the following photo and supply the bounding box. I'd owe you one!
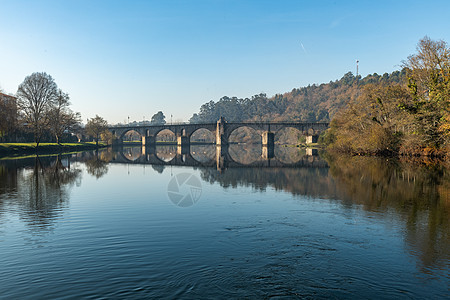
[1,0,450,124]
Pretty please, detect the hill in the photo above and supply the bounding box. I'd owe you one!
[189,69,407,123]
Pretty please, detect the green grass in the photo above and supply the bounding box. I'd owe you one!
[0,142,107,156]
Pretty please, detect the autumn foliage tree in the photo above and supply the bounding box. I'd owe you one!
[328,37,450,156]
[328,83,411,154]
[85,115,108,147]
[401,36,450,153]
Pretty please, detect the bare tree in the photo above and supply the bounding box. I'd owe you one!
[48,90,81,144]
[16,72,59,147]
[85,115,108,147]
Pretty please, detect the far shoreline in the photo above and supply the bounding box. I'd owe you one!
[0,142,108,157]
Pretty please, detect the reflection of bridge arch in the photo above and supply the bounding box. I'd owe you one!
[110,145,327,171]
[228,144,261,165]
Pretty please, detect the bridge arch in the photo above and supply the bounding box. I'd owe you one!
[119,129,144,142]
[155,129,176,143]
[228,125,262,144]
[189,128,216,143]
[275,126,304,145]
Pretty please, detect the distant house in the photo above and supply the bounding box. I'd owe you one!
[0,92,18,141]
[0,92,16,103]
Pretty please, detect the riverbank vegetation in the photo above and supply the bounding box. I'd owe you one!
[1,73,110,149]
[0,142,106,156]
[326,37,450,156]
[188,36,449,156]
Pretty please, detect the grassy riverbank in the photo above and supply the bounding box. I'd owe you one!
[0,142,107,156]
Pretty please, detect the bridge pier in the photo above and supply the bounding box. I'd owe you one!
[216,144,229,171]
[216,117,228,146]
[262,146,274,160]
[112,138,124,147]
[306,135,319,144]
[262,132,274,147]
[177,135,190,147]
[177,144,190,155]
[142,144,155,156]
[261,131,275,160]
[142,135,156,146]
[306,148,318,156]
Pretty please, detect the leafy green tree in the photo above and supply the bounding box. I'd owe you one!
[151,111,166,125]
[85,115,108,147]
[400,36,450,151]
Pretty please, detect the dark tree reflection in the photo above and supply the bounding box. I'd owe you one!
[10,155,82,231]
[324,154,450,272]
[151,164,165,174]
[199,153,450,272]
[85,150,110,179]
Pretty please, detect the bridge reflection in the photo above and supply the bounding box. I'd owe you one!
[109,144,327,170]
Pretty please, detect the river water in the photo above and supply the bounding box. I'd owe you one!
[0,146,448,299]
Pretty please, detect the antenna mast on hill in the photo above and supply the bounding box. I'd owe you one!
[356,60,359,77]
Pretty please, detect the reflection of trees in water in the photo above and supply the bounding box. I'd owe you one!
[151,164,165,174]
[200,166,330,195]
[8,155,82,230]
[85,151,109,179]
[0,164,18,195]
[200,154,450,272]
[325,154,450,272]
[229,144,310,165]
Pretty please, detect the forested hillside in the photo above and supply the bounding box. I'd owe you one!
[327,37,450,156]
[189,70,406,123]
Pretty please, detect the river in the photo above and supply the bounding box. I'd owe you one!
[0,146,448,299]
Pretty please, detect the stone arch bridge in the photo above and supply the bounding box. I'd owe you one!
[109,118,329,152]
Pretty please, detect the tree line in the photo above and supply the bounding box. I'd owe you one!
[325,36,450,156]
[0,72,171,146]
[0,72,114,146]
[189,69,406,124]
[189,36,449,156]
